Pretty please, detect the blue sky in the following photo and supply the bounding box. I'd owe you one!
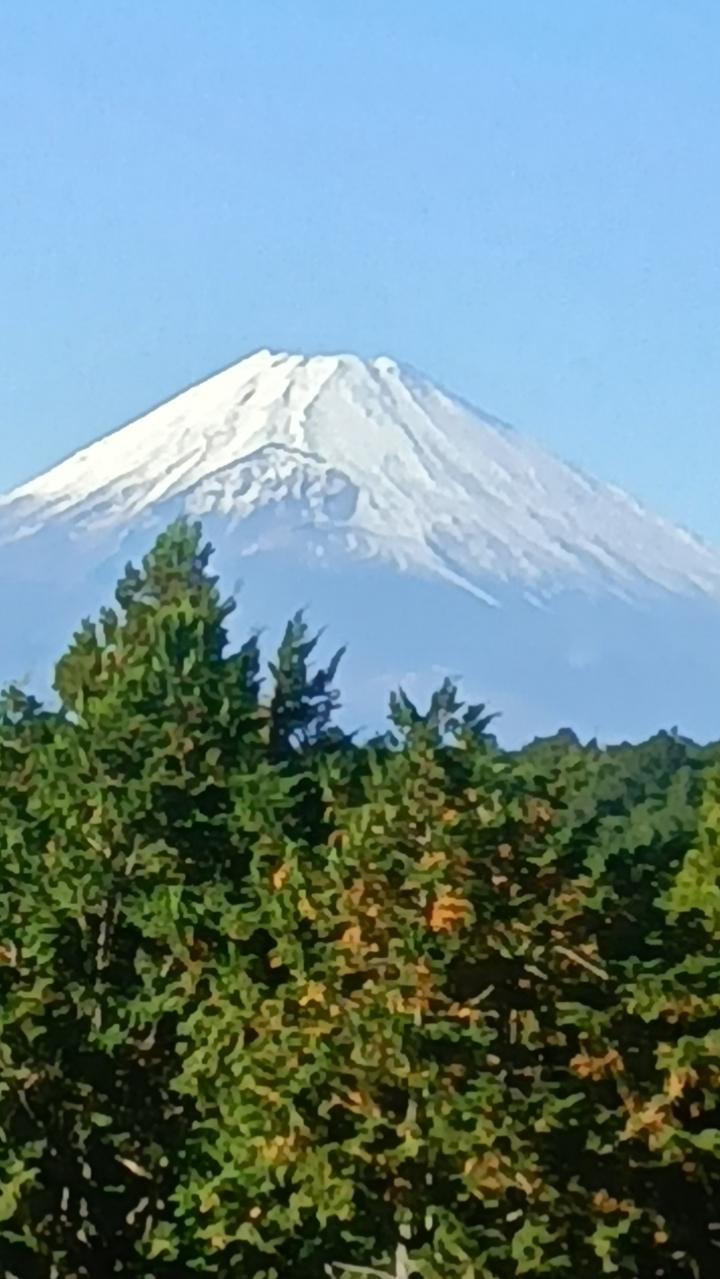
[1,1,719,542]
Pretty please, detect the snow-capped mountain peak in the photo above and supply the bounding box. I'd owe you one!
[2,348,720,747]
[1,348,719,609]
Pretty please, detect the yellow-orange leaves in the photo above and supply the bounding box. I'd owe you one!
[428,891,472,933]
[258,1135,296,1164]
[592,1190,634,1216]
[298,981,326,1007]
[570,1048,624,1081]
[463,1151,513,1195]
[418,850,448,872]
[343,1089,381,1118]
[526,798,554,828]
[297,892,317,920]
[665,1067,698,1101]
[621,1095,671,1143]
[447,1001,481,1024]
[271,864,290,890]
[339,924,363,954]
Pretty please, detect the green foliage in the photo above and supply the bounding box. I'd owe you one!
[0,516,719,1278]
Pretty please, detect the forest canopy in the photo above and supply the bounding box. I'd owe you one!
[1,518,719,1279]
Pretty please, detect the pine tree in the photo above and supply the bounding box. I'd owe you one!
[266,610,347,759]
[2,517,720,1277]
[0,519,346,1275]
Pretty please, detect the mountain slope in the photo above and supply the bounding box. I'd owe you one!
[1,350,718,746]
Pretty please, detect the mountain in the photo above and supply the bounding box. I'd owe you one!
[1,349,719,746]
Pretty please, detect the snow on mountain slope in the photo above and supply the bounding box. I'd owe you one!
[1,349,719,607]
[1,349,719,746]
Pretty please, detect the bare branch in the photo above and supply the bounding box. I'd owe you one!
[554,944,609,981]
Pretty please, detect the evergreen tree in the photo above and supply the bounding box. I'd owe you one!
[1,517,719,1278]
[0,520,345,1276]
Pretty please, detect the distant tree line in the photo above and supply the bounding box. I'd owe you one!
[1,518,719,1278]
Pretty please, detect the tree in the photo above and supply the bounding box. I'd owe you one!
[2,516,720,1278]
[0,519,347,1276]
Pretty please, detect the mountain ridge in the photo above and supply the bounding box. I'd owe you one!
[1,348,718,747]
[2,348,719,605]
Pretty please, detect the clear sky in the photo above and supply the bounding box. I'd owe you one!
[1,1,719,543]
